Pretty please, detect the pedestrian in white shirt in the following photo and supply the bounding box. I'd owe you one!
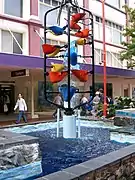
[53,93,63,118]
[80,95,88,116]
[14,93,27,124]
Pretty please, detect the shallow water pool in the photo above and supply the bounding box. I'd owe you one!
[25,127,130,178]
[2,120,135,180]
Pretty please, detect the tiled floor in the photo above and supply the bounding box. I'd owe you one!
[0,114,54,127]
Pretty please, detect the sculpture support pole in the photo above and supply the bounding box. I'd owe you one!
[67,5,71,110]
[63,5,76,138]
[57,108,60,137]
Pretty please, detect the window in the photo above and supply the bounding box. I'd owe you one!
[106,26,112,42]
[107,52,112,67]
[94,15,123,45]
[40,3,58,25]
[106,0,120,9]
[39,0,75,25]
[113,53,123,68]
[112,30,122,44]
[39,0,75,26]
[1,30,23,54]
[4,0,23,17]
[94,49,102,65]
[94,17,103,40]
[52,0,59,6]
[94,48,122,68]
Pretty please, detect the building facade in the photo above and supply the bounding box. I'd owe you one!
[0,0,135,116]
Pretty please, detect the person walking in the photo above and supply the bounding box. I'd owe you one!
[80,95,88,116]
[71,89,80,108]
[53,93,63,118]
[91,91,101,117]
[4,93,10,114]
[14,93,27,124]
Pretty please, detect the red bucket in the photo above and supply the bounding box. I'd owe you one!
[72,13,86,22]
[72,70,89,82]
[42,44,57,54]
[70,20,81,30]
[49,71,68,83]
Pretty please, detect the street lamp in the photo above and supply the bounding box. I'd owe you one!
[101,0,107,117]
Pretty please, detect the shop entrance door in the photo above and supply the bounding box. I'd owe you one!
[0,85,15,114]
[124,88,129,97]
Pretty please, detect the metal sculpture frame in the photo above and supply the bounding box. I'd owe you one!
[44,0,95,115]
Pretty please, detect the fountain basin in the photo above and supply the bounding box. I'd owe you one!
[25,127,130,178]
[0,130,40,170]
[2,120,135,180]
[115,108,135,127]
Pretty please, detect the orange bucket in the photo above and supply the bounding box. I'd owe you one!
[72,70,89,82]
[49,71,68,83]
[75,29,90,38]
[42,44,57,54]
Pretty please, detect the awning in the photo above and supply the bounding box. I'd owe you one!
[0,52,134,78]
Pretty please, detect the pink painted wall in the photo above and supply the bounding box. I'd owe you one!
[83,0,91,63]
[29,0,41,56]
[30,0,38,16]
[29,25,41,56]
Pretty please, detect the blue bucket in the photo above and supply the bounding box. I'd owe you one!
[59,85,77,102]
[70,52,77,66]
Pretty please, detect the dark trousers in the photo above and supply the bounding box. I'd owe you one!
[53,109,62,118]
[17,111,27,123]
[81,106,87,116]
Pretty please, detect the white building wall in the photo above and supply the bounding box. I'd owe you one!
[0,0,128,68]
[39,0,127,68]
[90,0,126,26]
[89,0,127,69]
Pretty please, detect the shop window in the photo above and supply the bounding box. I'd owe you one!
[4,0,23,17]
[1,30,23,54]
